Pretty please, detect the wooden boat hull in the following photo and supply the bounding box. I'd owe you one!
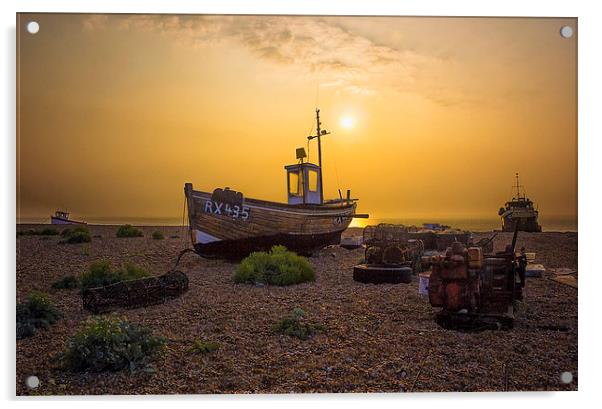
[184,183,356,258]
[192,229,346,259]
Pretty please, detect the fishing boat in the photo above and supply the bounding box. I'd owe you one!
[50,210,87,225]
[498,173,541,232]
[184,109,368,258]
[422,223,451,231]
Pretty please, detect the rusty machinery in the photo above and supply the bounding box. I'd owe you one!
[428,226,527,330]
[353,224,426,284]
[364,224,425,271]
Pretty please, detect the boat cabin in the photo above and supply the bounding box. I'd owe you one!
[284,162,322,205]
[54,210,70,220]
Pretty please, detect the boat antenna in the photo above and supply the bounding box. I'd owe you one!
[514,172,524,199]
[308,108,330,204]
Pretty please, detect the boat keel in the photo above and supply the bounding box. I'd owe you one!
[192,230,346,259]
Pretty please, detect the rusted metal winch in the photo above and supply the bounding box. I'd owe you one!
[428,227,527,330]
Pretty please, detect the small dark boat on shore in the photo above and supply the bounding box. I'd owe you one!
[498,173,541,232]
[185,109,368,258]
[422,223,451,231]
[50,210,87,225]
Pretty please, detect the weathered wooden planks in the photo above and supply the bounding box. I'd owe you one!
[187,188,355,241]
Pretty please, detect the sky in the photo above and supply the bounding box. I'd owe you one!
[17,14,577,227]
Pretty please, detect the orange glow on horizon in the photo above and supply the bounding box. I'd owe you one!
[16,14,577,228]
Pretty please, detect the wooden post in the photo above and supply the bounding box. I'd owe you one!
[184,183,195,219]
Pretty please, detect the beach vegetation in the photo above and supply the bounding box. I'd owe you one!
[152,230,164,240]
[17,227,59,236]
[60,226,92,244]
[80,260,150,289]
[16,291,62,339]
[187,339,220,355]
[60,226,88,236]
[116,224,144,238]
[272,308,325,340]
[56,315,165,373]
[51,275,80,290]
[234,245,315,286]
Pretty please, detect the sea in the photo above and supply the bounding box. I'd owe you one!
[18,215,577,232]
[349,215,577,232]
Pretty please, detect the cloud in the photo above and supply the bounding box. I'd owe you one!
[80,14,448,101]
[82,14,109,31]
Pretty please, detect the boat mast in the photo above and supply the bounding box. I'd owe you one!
[315,109,324,204]
[308,108,329,204]
[514,172,524,199]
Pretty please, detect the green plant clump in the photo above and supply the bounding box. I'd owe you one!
[116,224,144,238]
[234,245,315,286]
[16,291,62,339]
[17,227,59,236]
[272,308,324,340]
[187,338,220,355]
[60,226,92,244]
[56,316,166,373]
[80,260,150,289]
[152,230,164,240]
[51,275,80,290]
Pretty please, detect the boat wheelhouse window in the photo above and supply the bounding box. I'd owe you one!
[308,169,318,192]
[288,171,303,197]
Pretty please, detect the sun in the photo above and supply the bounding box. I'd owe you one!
[340,116,355,129]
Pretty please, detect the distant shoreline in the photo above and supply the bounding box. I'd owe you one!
[16,214,578,233]
[15,222,578,234]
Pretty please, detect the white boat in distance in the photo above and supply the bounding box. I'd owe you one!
[50,210,87,225]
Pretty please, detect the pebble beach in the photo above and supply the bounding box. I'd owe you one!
[16,225,577,395]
